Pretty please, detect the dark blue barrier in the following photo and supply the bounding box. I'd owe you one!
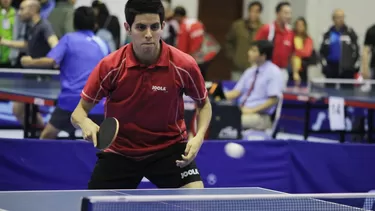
[1,139,375,195]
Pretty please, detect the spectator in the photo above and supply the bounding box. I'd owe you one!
[48,0,75,39]
[0,0,58,129]
[319,9,359,79]
[161,0,178,46]
[361,24,375,79]
[291,17,313,85]
[0,0,17,68]
[255,1,294,87]
[174,6,220,79]
[39,0,55,19]
[224,40,283,131]
[92,0,121,49]
[225,1,263,81]
[95,21,116,53]
[20,6,109,139]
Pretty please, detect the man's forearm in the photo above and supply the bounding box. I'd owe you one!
[71,99,96,128]
[362,47,370,73]
[195,98,212,140]
[26,57,55,68]
[243,97,278,114]
[225,90,240,101]
[0,39,27,49]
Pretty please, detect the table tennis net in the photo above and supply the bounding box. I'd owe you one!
[81,193,375,211]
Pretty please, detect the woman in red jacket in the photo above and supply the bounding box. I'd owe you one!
[292,17,314,85]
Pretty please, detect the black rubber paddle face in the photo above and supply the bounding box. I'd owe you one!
[96,118,119,150]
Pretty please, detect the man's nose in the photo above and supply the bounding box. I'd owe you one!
[145,28,152,39]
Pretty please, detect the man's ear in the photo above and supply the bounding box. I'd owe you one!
[124,22,131,33]
[161,21,166,30]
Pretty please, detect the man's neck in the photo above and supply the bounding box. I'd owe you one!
[256,60,266,67]
[31,15,41,25]
[248,19,259,28]
[334,25,343,31]
[275,19,285,29]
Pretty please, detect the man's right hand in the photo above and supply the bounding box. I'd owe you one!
[79,118,100,147]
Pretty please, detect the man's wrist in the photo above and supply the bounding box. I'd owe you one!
[71,116,89,129]
[194,132,205,141]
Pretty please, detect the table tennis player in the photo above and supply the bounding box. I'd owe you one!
[20,6,110,139]
[0,0,59,130]
[71,0,212,189]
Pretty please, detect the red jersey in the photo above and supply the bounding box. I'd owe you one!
[81,41,207,157]
[255,22,294,68]
[176,18,204,55]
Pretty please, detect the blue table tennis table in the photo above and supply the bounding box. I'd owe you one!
[0,187,366,211]
[0,71,104,138]
[284,86,375,143]
[0,70,60,138]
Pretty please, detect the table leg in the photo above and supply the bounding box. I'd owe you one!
[368,109,374,143]
[23,103,30,138]
[30,104,37,138]
[303,101,311,140]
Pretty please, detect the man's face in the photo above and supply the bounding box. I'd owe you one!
[248,46,261,64]
[277,5,292,25]
[18,1,32,21]
[248,5,261,22]
[0,0,12,9]
[127,14,164,58]
[333,11,345,28]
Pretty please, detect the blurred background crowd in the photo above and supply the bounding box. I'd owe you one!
[0,0,375,138]
[1,0,374,83]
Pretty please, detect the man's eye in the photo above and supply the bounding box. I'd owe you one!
[136,25,147,30]
[151,24,160,31]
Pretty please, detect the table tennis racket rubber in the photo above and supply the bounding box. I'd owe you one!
[96,117,119,150]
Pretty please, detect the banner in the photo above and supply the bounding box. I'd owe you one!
[1,138,375,196]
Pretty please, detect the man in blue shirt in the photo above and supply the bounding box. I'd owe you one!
[21,6,109,139]
[225,40,283,130]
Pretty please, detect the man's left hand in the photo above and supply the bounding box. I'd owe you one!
[176,135,204,168]
[20,56,33,67]
[241,107,255,114]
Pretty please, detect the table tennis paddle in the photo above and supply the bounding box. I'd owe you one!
[96,117,119,150]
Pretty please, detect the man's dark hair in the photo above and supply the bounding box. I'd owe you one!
[275,1,291,13]
[173,6,186,17]
[250,40,274,60]
[248,1,263,12]
[74,6,96,31]
[124,0,165,27]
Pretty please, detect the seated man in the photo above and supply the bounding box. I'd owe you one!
[224,40,283,130]
[20,6,110,139]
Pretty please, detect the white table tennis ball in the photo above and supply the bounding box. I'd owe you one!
[224,142,245,159]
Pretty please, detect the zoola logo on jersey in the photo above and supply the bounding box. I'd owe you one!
[152,85,167,92]
[181,169,199,179]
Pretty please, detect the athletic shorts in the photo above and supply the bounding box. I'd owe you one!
[49,107,103,133]
[88,142,202,189]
